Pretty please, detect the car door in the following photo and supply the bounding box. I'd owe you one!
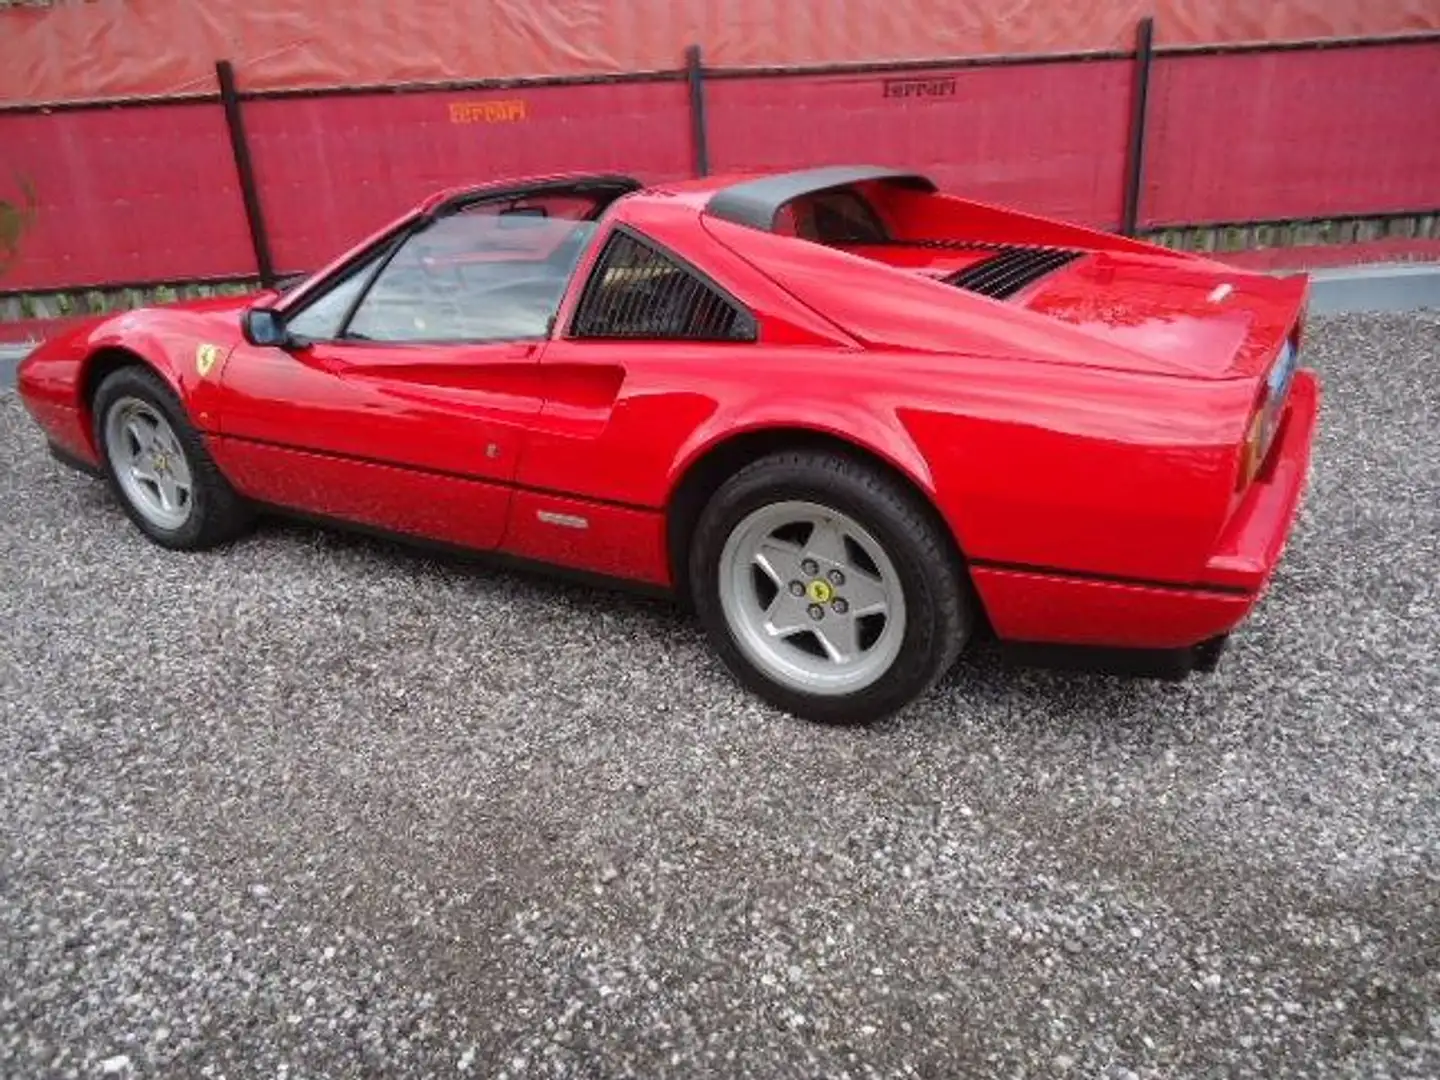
[500,222,766,584]
[209,191,605,551]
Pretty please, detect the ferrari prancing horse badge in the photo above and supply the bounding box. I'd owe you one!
[195,343,222,377]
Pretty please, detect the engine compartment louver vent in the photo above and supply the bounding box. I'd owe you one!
[942,245,1084,300]
[570,229,757,341]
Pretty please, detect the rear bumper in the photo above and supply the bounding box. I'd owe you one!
[1199,369,1320,592]
[971,368,1319,662]
[970,566,1258,651]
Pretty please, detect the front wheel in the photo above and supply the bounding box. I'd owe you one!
[92,365,253,550]
[688,450,973,724]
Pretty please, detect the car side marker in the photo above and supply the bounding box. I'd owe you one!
[537,510,589,530]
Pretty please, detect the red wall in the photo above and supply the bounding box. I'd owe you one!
[1,40,1437,294]
[6,0,1436,105]
[1,105,256,291]
[1141,40,1440,225]
[244,81,693,273]
[707,61,1134,229]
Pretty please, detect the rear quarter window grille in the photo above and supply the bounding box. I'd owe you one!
[852,238,1069,252]
[570,230,756,341]
[943,246,1083,299]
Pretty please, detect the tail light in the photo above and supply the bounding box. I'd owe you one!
[1237,333,1300,490]
[1238,402,1267,489]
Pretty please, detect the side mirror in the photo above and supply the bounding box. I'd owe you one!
[241,307,291,348]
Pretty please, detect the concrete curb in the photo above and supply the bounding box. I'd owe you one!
[1,346,28,391]
[1304,261,1440,315]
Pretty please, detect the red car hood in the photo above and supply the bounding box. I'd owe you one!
[65,291,267,350]
[1014,251,1308,380]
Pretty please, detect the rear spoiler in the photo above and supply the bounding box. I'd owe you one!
[704,165,936,232]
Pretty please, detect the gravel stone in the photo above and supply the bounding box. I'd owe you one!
[1,310,1437,1077]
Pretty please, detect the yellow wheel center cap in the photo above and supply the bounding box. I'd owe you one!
[806,579,833,604]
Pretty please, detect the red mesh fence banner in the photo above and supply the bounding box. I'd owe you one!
[0,105,257,290]
[1140,40,1440,225]
[2,0,1437,106]
[244,82,693,274]
[706,61,1136,229]
[1,4,1437,295]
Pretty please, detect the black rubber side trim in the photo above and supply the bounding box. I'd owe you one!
[250,502,677,601]
[997,634,1231,680]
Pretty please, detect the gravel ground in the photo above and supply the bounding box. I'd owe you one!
[1,346,29,392]
[1,311,1437,1079]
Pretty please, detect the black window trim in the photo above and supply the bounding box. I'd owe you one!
[562,222,759,344]
[329,228,417,344]
[277,177,639,349]
[276,222,414,337]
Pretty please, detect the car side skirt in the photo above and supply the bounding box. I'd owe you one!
[206,434,673,588]
[248,503,678,603]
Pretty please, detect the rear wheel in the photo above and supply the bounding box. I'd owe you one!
[689,449,972,724]
[92,365,253,550]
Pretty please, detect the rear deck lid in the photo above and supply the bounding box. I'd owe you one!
[830,240,1307,379]
[994,248,1308,380]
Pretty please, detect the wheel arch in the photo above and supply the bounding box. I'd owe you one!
[664,425,981,620]
[75,344,180,450]
[80,338,191,408]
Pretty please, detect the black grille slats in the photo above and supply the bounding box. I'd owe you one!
[570,231,756,341]
[943,245,1083,300]
[845,237,1085,299]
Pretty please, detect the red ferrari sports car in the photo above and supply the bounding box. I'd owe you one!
[16,165,1319,724]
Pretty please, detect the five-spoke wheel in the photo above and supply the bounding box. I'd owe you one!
[91,365,253,550]
[691,449,973,725]
[103,395,195,531]
[719,500,906,697]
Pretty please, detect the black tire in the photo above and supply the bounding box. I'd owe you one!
[688,449,972,725]
[91,365,254,550]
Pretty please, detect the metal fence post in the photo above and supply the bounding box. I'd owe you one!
[685,45,711,177]
[215,59,277,288]
[1121,16,1155,237]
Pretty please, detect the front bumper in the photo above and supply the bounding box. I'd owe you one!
[971,369,1320,661]
[23,398,100,470]
[16,338,104,470]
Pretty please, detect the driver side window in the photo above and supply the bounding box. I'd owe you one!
[287,195,603,345]
[285,250,385,341]
[348,210,595,343]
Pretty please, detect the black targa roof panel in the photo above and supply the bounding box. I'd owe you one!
[703,166,938,232]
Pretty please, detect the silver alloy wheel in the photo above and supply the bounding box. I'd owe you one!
[102,396,194,531]
[717,499,907,697]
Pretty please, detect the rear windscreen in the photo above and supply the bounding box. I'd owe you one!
[775,188,890,244]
